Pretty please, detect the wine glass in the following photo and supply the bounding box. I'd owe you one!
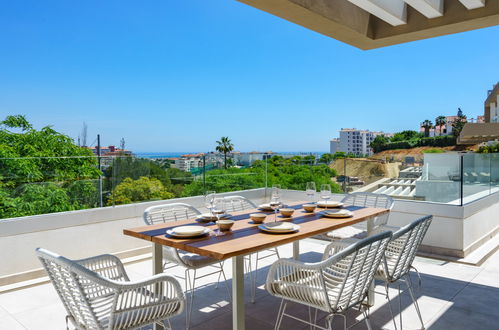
[204,191,216,217]
[306,182,316,202]
[270,195,281,222]
[320,184,331,209]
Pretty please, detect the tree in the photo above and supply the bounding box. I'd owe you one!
[391,130,422,142]
[370,135,390,153]
[107,177,174,205]
[215,136,234,169]
[120,137,126,151]
[0,115,101,219]
[319,153,334,164]
[452,108,467,138]
[420,120,433,138]
[435,116,447,136]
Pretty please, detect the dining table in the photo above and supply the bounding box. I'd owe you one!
[123,201,390,330]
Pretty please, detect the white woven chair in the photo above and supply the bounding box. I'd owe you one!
[222,195,280,303]
[322,215,433,330]
[326,192,395,241]
[266,231,392,330]
[143,203,230,329]
[378,215,432,330]
[36,248,184,330]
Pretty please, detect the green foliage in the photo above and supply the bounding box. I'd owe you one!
[215,136,234,169]
[107,177,174,205]
[319,153,334,164]
[477,143,499,153]
[370,135,391,153]
[452,113,467,138]
[390,130,422,142]
[420,120,433,138]
[0,115,101,219]
[181,155,340,197]
[374,135,456,152]
[423,148,445,154]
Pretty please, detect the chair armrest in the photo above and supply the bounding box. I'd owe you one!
[109,274,185,329]
[75,253,129,281]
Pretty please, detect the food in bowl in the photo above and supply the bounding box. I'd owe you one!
[250,213,267,224]
[217,220,234,231]
[303,204,317,212]
[279,208,294,217]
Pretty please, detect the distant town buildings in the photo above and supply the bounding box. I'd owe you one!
[421,115,485,137]
[86,145,132,156]
[330,128,391,156]
[233,152,273,167]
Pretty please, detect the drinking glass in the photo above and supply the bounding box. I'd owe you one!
[204,191,216,216]
[306,182,316,202]
[320,184,331,209]
[270,195,281,222]
[212,198,226,234]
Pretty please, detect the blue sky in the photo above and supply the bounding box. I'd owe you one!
[0,1,498,152]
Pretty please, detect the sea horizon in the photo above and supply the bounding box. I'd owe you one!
[135,151,329,158]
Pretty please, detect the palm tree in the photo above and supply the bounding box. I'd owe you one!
[435,116,447,136]
[421,120,433,138]
[216,136,234,169]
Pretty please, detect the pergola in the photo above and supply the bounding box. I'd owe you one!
[237,0,499,49]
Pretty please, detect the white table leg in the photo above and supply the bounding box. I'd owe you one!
[293,241,300,260]
[367,217,375,306]
[232,255,245,330]
[152,242,165,330]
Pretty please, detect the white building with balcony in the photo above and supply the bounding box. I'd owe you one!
[331,128,389,156]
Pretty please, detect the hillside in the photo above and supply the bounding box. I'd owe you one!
[330,158,400,184]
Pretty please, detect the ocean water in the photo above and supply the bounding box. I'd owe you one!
[135,151,328,159]
[135,152,195,158]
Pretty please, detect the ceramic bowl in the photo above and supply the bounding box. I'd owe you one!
[217,220,234,231]
[280,208,295,217]
[303,204,317,212]
[250,213,267,224]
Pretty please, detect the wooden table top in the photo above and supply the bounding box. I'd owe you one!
[123,202,389,260]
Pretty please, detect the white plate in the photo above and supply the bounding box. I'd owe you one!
[168,225,207,237]
[259,222,300,234]
[320,210,353,218]
[258,203,274,211]
[317,201,344,208]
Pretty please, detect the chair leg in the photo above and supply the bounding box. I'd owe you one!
[361,306,373,330]
[384,283,398,330]
[185,269,197,330]
[398,283,403,330]
[405,275,425,330]
[219,263,232,302]
[274,299,286,330]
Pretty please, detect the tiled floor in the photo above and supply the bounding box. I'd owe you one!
[1,238,498,330]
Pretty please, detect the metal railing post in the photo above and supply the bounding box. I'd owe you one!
[460,154,464,206]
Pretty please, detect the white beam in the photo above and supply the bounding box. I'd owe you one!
[459,0,485,10]
[348,0,407,26]
[404,0,443,18]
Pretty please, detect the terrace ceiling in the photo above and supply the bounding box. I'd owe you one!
[237,0,499,49]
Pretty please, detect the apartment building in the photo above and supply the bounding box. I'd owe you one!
[330,128,388,156]
[485,82,499,123]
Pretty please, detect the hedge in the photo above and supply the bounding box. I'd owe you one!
[376,135,456,152]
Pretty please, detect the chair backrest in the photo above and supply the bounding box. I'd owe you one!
[341,192,394,226]
[143,203,201,225]
[322,231,392,312]
[383,215,433,282]
[36,248,115,329]
[223,195,257,212]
